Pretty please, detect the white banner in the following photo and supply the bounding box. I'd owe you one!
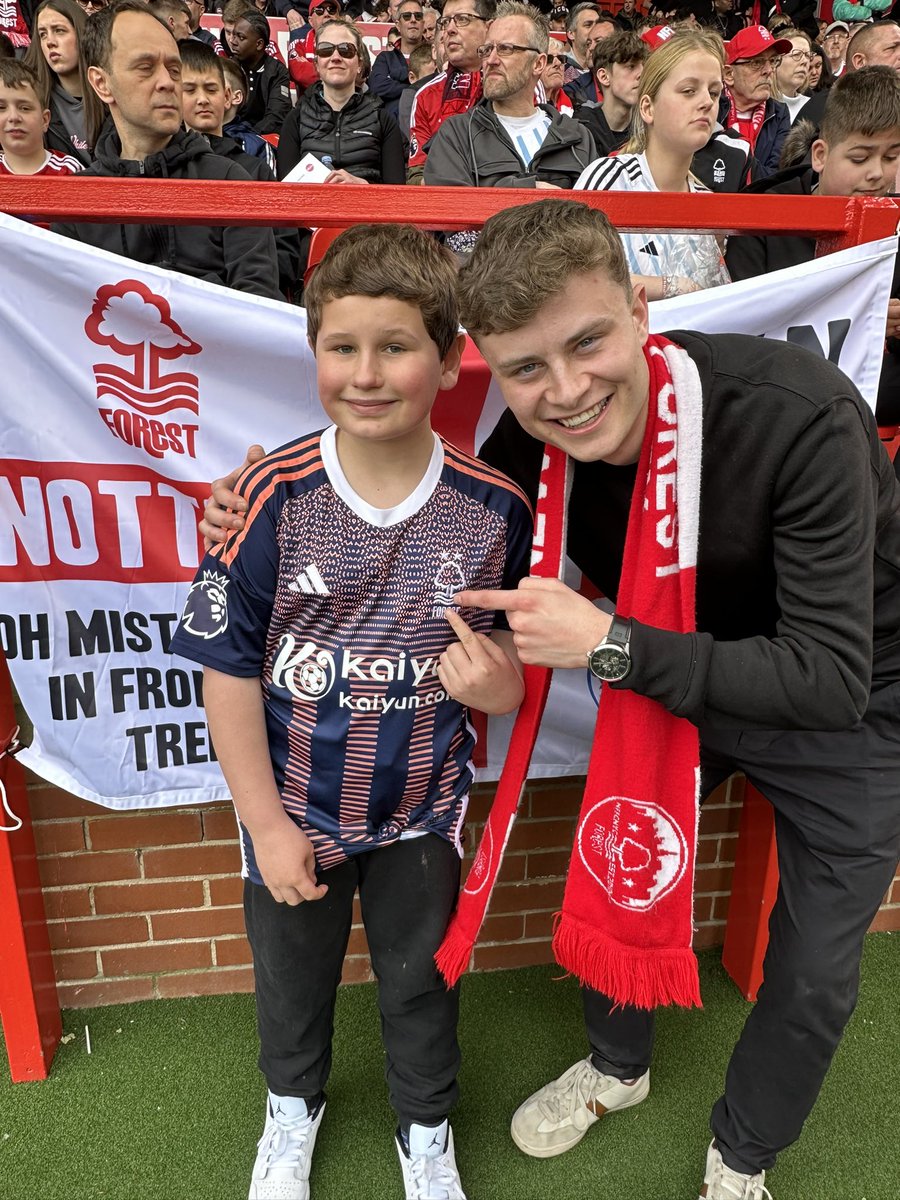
[0,215,893,805]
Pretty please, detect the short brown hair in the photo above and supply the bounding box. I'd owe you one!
[820,65,900,144]
[82,0,173,72]
[592,28,647,75]
[222,0,254,22]
[304,224,460,359]
[0,59,46,106]
[457,200,631,337]
[179,37,225,80]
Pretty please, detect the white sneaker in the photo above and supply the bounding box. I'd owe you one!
[395,1120,466,1200]
[510,1056,650,1158]
[248,1094,325,1200]
[700,1140,772,1200]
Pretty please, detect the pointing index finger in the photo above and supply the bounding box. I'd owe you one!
[455,589,523,612]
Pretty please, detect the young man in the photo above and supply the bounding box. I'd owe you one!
[180,38,300,295]
[173,223,532,1200]
[229,10,292,135]
[369,0,424,120]
[572,29,646,156]
[453,200,900,1200]
[53,0,280,299]
[726,65,900,438]
[205,197,900,1199]
[720,24,792,175]
[407,0,495,182]
[399,40,437,138]
[0,59,82,175]
[424,2,596,189]
[147,0,192,42]
[563,4,615,102]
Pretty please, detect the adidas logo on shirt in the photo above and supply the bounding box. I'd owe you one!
[287,563,331,596]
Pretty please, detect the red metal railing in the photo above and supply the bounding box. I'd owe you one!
[0,181,896,1079]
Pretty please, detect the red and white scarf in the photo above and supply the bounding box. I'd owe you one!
[724,89,767,153]
[436,335,703,1010]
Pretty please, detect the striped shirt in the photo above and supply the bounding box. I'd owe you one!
[575,152,730,289]
[171,428,533,880]
[0,151,83,176]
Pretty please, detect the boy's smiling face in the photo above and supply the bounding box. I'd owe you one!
[313,295,463,453]
[813,128,900,197]
[0,81,50,160]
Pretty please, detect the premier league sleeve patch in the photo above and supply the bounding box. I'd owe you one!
[180,569,230,640]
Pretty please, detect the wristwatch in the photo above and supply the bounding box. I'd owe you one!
[587,615,633,682]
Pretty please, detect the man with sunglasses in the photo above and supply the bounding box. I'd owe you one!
[287,0,341,94]
[407,0,495,181]
[720,24,792,176]
[424,0,594,189]
[370,0,424,119]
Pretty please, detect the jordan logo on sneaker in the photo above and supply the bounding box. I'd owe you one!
[429,1131,443,1150]
[287,563,331,596]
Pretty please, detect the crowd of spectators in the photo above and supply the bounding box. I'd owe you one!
[1,0,899,419]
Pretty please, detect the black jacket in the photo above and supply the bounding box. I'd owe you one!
[423,100,596,189]
[277,84,406,184]
[368,44,411,121]
[243,53,293,136]
[53,127,281,300]
[691,126,757,193]
[718,93,790,178]
[207,133,301,296]
[725,164,900,426]
[480,331,900,729]
[46,87,92,168]
[573,104,629,158]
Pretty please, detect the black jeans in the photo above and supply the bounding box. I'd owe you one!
[584,682,900,1175]
[244,834,462,1129]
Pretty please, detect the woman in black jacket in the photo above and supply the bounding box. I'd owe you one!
[24,0,105,165]
[277,17,405,184]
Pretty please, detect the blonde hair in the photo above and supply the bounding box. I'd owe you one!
[626,30,724,154]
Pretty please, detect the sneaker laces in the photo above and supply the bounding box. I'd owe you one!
[406,1147,464,1200]
[708,1156,772,1200]
[256,1115,314,1175]
[537,1058,604,1127]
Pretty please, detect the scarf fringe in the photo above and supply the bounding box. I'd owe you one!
[552,912,702,1011]
[434,924,473,988]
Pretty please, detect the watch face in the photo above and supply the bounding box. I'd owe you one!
[588,645,630,682]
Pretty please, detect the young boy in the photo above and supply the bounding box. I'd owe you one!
[170,224,532,1200]
[180,40,301,296]
[725,65,900,437]
[221,56,278,173]
[0,61,82,177]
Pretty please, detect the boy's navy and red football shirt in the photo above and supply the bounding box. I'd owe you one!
[171,428,533,880]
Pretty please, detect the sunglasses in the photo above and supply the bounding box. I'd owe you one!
[315,2,341,13]
[398,10,424,19]
[546,53,567,65]
[315,41,359,58]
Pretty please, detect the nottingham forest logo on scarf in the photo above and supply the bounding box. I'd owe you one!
[576,796,688,911]
[85,280,202,462]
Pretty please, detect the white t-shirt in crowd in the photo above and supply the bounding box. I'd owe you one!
[495,108,552,168]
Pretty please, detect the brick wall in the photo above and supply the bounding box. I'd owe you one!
[26,770,900,1009]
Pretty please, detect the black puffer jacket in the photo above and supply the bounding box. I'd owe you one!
[53,127,280,300]
[276,84,406,183]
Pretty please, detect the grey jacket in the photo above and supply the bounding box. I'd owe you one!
[424,99,596,189]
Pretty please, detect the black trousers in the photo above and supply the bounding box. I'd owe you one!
[584,681,900,1175]
[244,834,462,1129]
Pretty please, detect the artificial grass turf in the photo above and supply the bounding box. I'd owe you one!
[1,936,897,1200]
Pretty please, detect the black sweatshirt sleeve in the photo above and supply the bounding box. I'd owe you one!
[617,398,876,731]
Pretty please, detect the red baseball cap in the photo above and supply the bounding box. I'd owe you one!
[641,24,676,50]
[725,25,793,65]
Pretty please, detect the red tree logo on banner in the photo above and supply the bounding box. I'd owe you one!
[85,280,202,417]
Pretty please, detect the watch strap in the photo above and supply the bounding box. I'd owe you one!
[606,614,632,648]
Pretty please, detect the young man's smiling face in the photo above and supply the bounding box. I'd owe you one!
[477,269,651,466]
[314,295,463,453]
